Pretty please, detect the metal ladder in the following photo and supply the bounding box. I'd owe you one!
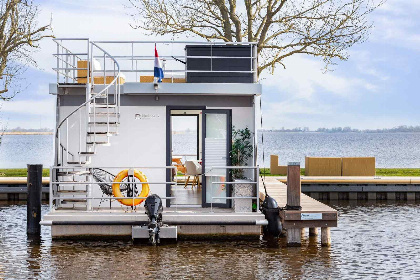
[53,40,121,209]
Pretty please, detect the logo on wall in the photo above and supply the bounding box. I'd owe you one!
[135,113,160,120]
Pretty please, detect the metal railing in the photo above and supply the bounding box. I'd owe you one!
[53,39,121,166]
[49,165,260,214]
[207,166,260,212]
[50,166,177,211]
[54,39,258,84]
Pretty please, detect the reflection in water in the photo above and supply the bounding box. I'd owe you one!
[0,201,419,279]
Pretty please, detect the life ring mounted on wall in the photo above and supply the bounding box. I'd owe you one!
[112,169,150,206]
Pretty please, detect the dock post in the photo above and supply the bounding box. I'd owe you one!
[27,164,43,236]
[287,162,301,207]
[321,227,331,247]
[287,229,301,246]
[286,162,302,246]
[309,227,318,236]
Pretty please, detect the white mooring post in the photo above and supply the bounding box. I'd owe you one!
[321,227,331,246]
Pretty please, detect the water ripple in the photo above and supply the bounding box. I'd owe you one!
[0,201,419,279]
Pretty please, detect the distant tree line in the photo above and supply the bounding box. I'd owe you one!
[266,125,420,133]
[5,127,53,132]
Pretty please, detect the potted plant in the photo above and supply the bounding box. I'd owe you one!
[230,126,254,212]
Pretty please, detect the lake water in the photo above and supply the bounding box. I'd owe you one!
[1,132,420,168]
[0,201,418,279]
[0,135,53,169]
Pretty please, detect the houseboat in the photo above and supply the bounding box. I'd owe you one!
[41,39,268,242]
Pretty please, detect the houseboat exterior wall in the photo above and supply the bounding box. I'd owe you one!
[55,85,259,208]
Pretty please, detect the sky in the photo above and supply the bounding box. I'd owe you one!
[0,0,419,130]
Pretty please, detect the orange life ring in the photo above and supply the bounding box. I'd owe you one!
[112,169,150,206]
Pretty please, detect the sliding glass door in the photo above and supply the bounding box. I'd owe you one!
[202,109,232,208]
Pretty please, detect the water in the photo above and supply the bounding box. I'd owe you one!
[1,132,420,168]
[259,132,420,168]
[0,135,53,168]
[0,201,419,279]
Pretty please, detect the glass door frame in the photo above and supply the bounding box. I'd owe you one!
[201,109,232,208]
[166,106,206,208]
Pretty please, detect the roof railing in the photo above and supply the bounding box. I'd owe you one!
[53,39,258,84]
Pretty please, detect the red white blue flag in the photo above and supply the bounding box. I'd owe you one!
[154,44,164,83]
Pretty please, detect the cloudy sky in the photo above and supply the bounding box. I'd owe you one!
[0,0,419,130]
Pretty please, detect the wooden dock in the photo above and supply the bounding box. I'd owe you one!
[259,176,337,246]
[275,176,420,201]
[0,177,49,201]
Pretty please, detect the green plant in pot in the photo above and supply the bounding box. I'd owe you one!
[230,126,253,179]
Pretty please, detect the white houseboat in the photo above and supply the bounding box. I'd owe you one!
[42,39,269,242]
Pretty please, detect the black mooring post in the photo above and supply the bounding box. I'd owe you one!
[27,164,43,236]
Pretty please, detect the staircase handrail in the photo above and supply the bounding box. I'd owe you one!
[55,42,121,137]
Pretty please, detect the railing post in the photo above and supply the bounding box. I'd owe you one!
[256,166,260,211]
[27,164,43,236]
[65,49,69,83]
[49,167,53,211]
[56,41,60,83]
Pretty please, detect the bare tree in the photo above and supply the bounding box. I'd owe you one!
[128,0,383,76]
[0,0,53,100]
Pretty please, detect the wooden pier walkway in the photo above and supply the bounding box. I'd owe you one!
[0,177,49,200]
[259,176,337,246]
[275,176,420,201]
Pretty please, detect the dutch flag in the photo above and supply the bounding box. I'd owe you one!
[154,44,164,83]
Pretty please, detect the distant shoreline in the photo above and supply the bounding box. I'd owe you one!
[2,132,53,135]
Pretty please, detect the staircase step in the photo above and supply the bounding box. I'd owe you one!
[57,181,90,184]
[89,112,119,116]
[88,122,119,125]
[87,132,116,135]
[57,171,90,176]
[57,190,87,194]
[92,104,117,108]
[86,141,109,145]
[61,199,87,205]
[66,161,89,165]
[79,151,95,155]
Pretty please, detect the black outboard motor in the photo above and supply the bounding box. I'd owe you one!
[260,195,282,237]
[144,194,163,245]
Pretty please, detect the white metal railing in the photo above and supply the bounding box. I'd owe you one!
[50,166,177,211]
[53,38,90,84]
[54,39,258,84]
[53,39,121,166]
[206,166,260,212]
[49,165,260,214]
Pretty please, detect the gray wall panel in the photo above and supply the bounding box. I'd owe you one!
[60,95,253,107]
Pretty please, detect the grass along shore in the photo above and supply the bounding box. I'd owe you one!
[0,169,50,177]
[1,168,420,177]
[260,168,420,177]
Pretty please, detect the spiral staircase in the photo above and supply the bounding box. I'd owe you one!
[53,41,121,209]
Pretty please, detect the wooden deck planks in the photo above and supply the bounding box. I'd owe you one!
[259,177,338,229]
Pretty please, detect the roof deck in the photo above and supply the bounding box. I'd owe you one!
[53,38,259,87]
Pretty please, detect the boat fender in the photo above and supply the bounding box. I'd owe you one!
[112,169,150,206]
[261,195,282,237]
